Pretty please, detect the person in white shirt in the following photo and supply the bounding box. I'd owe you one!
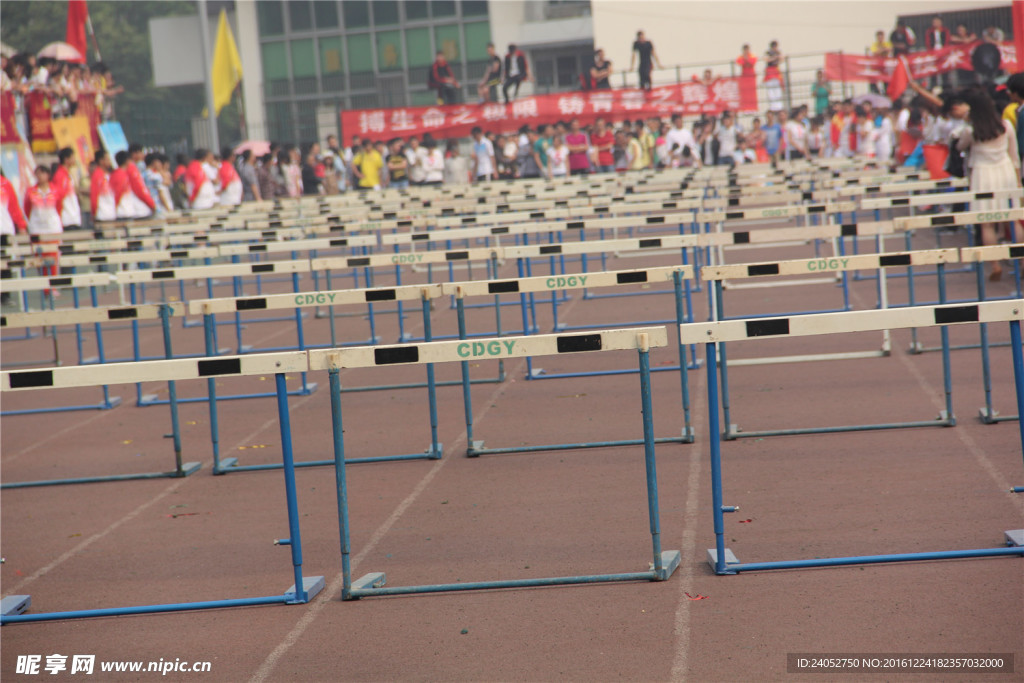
[549,134,569,177]
[405,136,427,185]
[874,108,895,162]
[783,110,808,159]
[665,114,700,167]
[421,139,445,185]
[854,105,876,158]
[715,112,742,165]
[471,127,496,182]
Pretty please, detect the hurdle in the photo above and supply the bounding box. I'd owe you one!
[702,249,966,439]
[678,300,1024,574]
[0,352,324,622]
[306,326,681,599]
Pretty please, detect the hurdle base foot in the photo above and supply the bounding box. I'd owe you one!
[285,576,325,604]
[139,394,160,406]
[426,442,443,459]
[907,341,924,355]
[101,396,123,410]
[350,572,387,597]
[680,427,695,443]
[979,407,1000,424]
[295,382,318,396]
[237,344,254,354]
[527,368,546,379]
[176,461,202,478]
[723,424,741,440]
[706,548,740,573]
[1006,530,1024,547]
[654,550,681,581]
[937,410,955,426]
[0,595,30,618]
[466,440,485,458]
[213,457,239,474]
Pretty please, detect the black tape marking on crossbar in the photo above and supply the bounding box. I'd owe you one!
[931,215,956,226]
[252,264,275,274]
[865,185,880,192]
[747,264,779,276]
[0,269,10,279]
[9,370,54,388]
[732,232,750,244]
[729,198,740,207]
[802,192,813,201]
[365,289,397,302]
[879,254,912,267]
[374,346,420,365]
[128,240,143,248]
[490,226,510,234]
[745,318,791,337]
[726,211,745,220]
[411,233,430,241]
[244,245,266,253]
[446,251,469,261]
[556,333,603,353]
[198,358,242,376]
[1010,246,1024,258]
[595,206,609,213]
[891,198,910,206]
[808,205,826,213]
[1,316,6,326]
[236,298,268,311]
[841,224,858,237]
[261,231,278,239]
[461,217,477,224]
[974,191,994,199]
[529,211,543,218]
[153,270,175,280]
[646,216,666,224]
[194,235,209,242]
[347,257,370,267]
[269,220,282,228]
[107,307,138,320]
[397,220,412,227]
[639,238,662,248]
[330,239,348,247]
[384,212,397,219]
[488,280,520,293]
[567,221,585,229]
[90,255,108,263]
[556,200,569,207]
[937,180,952,188]
[934,305,978,324]
[540,245,562,254]
[49,277,72,286]
[616,271,649,284]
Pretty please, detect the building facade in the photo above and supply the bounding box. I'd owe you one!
[236,0,595,144]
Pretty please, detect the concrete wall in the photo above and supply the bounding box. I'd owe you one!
[592,0,994,76]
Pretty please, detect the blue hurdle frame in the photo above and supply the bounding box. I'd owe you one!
[334,342,681,599]
[1,373,323,623]
[704,318,1024,574]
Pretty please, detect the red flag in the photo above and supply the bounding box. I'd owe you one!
[1014,1,1024,73]
[66,0,89,64]
[888,56,910,100]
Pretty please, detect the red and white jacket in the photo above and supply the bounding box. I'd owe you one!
[24,183,66,236]
[1,175,27,235]
[218,161,242,206]
[185,160,217,210]
[90,167,116,222]
[52,165,82,228]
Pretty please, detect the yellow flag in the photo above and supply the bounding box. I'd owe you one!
[211,8,243,116]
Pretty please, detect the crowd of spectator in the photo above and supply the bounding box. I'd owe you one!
[1,52,122,121]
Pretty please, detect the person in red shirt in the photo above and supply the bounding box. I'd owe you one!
[51,148,83,230]
[185,149,217,210]
[125,143,156,218]
[590,118,615,173]
[24,164,66,288]
[1,171,27,238]
[90,149,116,223]
[736,44,757,78]
[173,154,188,183]
[218,146,242,206]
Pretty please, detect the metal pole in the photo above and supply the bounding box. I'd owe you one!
[197,0,220,152]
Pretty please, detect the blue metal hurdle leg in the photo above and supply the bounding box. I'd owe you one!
[1010,319,1024,494]
[0,373,322,621]
[342,343,680,599]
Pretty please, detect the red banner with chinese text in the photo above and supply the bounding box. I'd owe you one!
[824,41,1018,83]
[1,92,20,144]
[341,78,758,141]
[26,91,57,153]
[74,91,102,150]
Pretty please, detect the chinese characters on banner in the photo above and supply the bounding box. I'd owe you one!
[26,91,57,154]
[824,41,1018,82]
[342,79,759,140]
[1,92,20,144]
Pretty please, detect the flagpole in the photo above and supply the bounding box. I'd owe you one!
[85,12,102,62]
[197,0,220,152]
[236,82,246,141]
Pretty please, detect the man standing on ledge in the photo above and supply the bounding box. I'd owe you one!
[591,48,613,89]
[429,51,460,105]
[630,31,662,90]
[503,44,529,104]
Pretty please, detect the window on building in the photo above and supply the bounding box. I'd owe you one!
[288,1,313,31]
[534,58,554,88]
[404,0,429,20]
[434,24,461,61]
[266,102,294,143]
[262,42,289,82]
[463,21,490,60]
[376,30,403,71]
[257,0,284,37]
[342,1,370,29]
[290,39,317,78]
[347,33,374,72]
[431,1,456,18]
[462,1,488,16]
[373,0,400,26]
[313,1,338,28]
[405,27,433,67]
[319,36,344,74]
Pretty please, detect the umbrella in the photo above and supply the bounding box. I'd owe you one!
[0,42,17,58]
[234,140,271,157]
[37,41,84,63]
[852,92,892,108]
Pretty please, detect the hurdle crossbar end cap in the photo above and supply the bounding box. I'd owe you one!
[1006,530,1024,547]
[0,595,30,617]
